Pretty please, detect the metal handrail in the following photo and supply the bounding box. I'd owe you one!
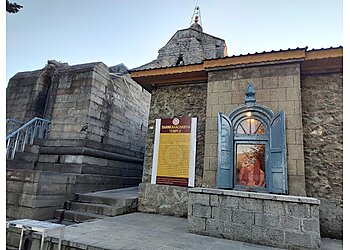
[6,117,51,159]
[6,118,25,136]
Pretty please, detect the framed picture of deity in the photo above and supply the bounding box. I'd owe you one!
[235,143,267,189]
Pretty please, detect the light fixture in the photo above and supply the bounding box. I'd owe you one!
[246,111,252,117]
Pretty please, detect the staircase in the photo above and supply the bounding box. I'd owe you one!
[6,117,50,160]
[52,186,138,224]
[6,143,41,171]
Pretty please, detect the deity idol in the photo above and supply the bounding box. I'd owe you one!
[238,151,265,187]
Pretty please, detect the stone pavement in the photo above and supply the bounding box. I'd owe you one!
[38,212,342,250]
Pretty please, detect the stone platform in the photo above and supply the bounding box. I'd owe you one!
[28,213,342,250]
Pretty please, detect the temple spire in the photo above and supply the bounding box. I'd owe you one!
[190,5,203,32]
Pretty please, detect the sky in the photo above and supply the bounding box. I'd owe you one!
[5,0,343,84]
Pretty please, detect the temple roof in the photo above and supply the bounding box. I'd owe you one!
[131,25,227,71]
[130,46,343,92]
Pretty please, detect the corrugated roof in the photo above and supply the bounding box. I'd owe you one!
[130,46,342,74]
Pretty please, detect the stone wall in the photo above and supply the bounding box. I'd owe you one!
[204,62,306,196]
[47,62,150,158]
[7,68,51,122]
[7,61,151,159]
[301,73,343,239]
[6,169,75,220]
[6,61,151,220]
[138,83,207,216]
[138,183,188,217]
[188,188,321,249]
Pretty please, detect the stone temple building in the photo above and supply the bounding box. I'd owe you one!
[130,18,343,248]
[6,60,151,219]
[6,13,342,250]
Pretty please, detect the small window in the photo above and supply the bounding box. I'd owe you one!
[236,119,266,135]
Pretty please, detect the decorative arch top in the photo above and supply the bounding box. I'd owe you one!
[245,83,256,105]
[228,84,274,125]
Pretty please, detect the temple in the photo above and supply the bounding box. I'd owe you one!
[130,16,343,247]
[6,9,342,249]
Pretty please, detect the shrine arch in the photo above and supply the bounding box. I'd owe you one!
[217,84,288,194]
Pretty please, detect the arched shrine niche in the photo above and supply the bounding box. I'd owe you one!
[217,84,288,194]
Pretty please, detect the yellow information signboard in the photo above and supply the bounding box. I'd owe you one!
[151,118,196,187]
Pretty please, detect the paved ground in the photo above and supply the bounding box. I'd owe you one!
[44,212,342,250]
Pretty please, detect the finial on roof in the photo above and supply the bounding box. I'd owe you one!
[190,5,203,31]
[245,83,256,105]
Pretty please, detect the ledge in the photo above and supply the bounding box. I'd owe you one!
[189,187,320,205]
[40,146,143,164]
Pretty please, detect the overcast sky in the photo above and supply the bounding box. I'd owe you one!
[6,0,343,84]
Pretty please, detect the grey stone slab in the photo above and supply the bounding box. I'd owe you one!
[302,218,320,233]
[212,207,232,221]
[285,230,320,248]
[188,215,206,231]
[193,188,320,205]
[251,226,284,247]
[210,195,219,206]
[209,241,242,250]
[169,233,218,250]
[285,202,311,218]
[279,215,301,231]
[223,221,252,242]
[254,213,280,228]
[263,200,286,215]
[321,238,343,250]
[231,210,254,225]
[206,218,224,236]
[192,205,211,218]
[28,212,336,250]
[238,198,263,212]
[219,196,239,209]
[189,193,210,206]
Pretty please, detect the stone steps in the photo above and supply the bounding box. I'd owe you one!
[14,151,38,162]
[68,201,127,216]
[6,159,34,170]
[53,186,139,224]
[35,162,83,173]
[75,193,137,207]
[54,209,108,223]
[6,143,40,170]
[46,218,76,226]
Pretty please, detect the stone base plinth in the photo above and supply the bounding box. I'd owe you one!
[188,188,321,249]
[138,183,188,217]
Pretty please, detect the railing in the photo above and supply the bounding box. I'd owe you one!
[6,117,51,159]
[6,118,24,136]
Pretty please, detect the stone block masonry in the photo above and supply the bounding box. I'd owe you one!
[188,188,321,249]
[204,62,306,196]
[6,61,151,220]
[6,169,76,220]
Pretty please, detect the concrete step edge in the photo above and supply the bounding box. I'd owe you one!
[68,201,127,216]
[54,209,108,223]
[74,193,126,206]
